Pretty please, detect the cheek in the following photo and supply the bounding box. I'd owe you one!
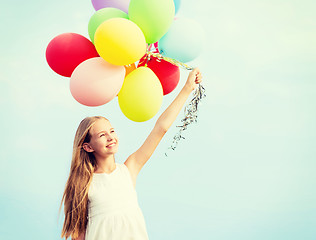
[114,134,119,141]
[93,138,105,147]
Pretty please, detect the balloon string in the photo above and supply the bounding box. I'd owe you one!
[147,44,153,52]
[146,51,194,70]
[143,51,206,156]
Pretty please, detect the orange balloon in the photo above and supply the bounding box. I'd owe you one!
[124,63,136,77]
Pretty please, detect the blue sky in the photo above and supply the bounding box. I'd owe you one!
[0,0,316,239]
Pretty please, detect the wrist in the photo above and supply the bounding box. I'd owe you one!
[183,84,194,93]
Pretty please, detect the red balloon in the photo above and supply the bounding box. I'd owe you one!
[46,33,99,77]
[138,55,180,95]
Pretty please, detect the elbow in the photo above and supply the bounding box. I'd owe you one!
[155,122,169,134]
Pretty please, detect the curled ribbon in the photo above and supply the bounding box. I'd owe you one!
[142,49,206,155]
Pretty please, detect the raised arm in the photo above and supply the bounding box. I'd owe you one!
[124,68,202,184]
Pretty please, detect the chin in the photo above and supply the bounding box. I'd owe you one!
[111,148,118,154]
[109,146,119,154]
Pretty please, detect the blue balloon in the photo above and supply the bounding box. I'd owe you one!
[174,0,181,14]
[158,18,204,63]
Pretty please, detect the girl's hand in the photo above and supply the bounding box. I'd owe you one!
[184,68,203,92]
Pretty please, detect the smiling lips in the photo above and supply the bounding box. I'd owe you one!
[106,142,116,148]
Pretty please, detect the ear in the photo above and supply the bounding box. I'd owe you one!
[82,143,94,153]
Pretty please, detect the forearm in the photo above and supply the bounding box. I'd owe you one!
[156,85,192,131]
[127,69,202,168]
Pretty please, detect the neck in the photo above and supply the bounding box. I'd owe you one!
[94,154,116,174]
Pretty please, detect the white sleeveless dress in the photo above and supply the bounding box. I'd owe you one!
[85,163,149,240]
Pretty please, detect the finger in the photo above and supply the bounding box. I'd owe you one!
[196,78,202,83]
[195,78,202,83]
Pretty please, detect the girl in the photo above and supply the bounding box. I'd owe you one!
[60,68,203,240]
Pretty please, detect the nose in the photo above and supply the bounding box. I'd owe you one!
[106,134,114,141]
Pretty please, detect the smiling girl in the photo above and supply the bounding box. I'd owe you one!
[60,68,202,240]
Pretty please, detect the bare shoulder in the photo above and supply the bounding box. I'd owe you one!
[123,157,139,188]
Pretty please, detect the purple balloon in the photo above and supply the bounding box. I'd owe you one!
[91,0,130,13]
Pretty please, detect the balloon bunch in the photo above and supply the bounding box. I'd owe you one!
[46,0,204,122]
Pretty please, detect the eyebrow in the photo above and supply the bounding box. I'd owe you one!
[97,128,114,135]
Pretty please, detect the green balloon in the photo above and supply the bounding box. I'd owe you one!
[129,0,175,44]
[88,8,129,44]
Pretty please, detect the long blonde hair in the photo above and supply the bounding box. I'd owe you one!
[60,116,108,239]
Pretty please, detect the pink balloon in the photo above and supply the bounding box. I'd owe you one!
[70,57,125,106]
[91,0,130,13]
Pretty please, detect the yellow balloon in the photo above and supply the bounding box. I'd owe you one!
[94,18,147,66]
[118,67,163,122]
